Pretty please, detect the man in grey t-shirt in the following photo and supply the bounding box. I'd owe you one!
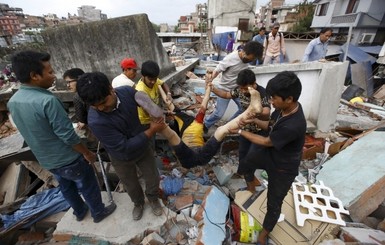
[204,41,263,131]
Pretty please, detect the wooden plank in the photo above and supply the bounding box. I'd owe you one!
[21,161,58,187]
[347,175,385,222]
[0,163,23,204]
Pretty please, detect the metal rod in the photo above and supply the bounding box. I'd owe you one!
[97,142,114,203]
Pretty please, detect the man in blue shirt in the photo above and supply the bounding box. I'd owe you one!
[76,72,166,221]
[8,51,116,223]
[302,28,333,62]
[252,27,266,65]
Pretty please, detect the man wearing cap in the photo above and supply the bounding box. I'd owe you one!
[112,58,139,88]
[263,23,286,65]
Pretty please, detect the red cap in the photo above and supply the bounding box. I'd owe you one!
[120,58,139,70]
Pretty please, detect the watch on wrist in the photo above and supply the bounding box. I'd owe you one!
[238,129,242,135]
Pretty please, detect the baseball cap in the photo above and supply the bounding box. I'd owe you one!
[273,23,280,28]
[120,58,139,70]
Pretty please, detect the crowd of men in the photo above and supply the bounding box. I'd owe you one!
[6,27,331,243]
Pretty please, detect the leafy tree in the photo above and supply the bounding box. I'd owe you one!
[292,0,315,33]
[151,23,160,32]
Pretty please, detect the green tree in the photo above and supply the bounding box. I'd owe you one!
[151,23,160,32]
[292,0,315,33]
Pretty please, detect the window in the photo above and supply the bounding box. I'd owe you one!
[238,18,249,32]
[346,0,360,14]
[316,3,329,16]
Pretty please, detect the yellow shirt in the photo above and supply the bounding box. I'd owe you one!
[136,78,164,124]
[181,121,205,148]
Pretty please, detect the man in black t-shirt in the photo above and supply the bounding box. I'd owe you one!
[229,71,306,245]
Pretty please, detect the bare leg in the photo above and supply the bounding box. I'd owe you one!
[214,87,262,141]
[257,228,269,245]
[159,126,181,146]
[201,71,213,111]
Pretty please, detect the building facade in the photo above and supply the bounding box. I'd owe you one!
[207,0,256,31]
[77,5,107,22]
[311,0,385,45]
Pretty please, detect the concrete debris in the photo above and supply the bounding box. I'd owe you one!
[340,226,385,244]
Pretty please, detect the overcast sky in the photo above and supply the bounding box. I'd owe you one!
[2,0,301,25]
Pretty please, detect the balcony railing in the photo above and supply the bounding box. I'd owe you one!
[331,13,358,24]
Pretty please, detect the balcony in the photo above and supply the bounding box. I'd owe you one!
[330,12,381,27]
[330,13,358,24]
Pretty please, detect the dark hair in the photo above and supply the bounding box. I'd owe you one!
[243,41,264,59]
[266,71,302,101]
[236,69,256,86]
[76,72,111,105]
[320,27,332,34]
[11,50,50,83]
[229,33,233,38]
[141,60,160,78]
[63,68,84,80]
[259,27,266,32]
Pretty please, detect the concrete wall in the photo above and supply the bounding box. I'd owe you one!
[208,0,255,29]
[251,61,349,132]
[42,14,175,81]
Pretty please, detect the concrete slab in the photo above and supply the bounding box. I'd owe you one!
[251,61,349,132]
[317,130,385,222]
[42,14,176,82]
[54,192,176,244]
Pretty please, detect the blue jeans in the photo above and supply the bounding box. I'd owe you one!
[50,156,105,219]
[204,97,242,128]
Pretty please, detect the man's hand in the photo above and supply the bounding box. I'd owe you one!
[151,116,165,124]
[166,92,173,103]
[83,150,96,164]
[149,120,167,132]
[77,122,86,130]
[228,127,239,134]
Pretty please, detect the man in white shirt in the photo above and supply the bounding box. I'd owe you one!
[112,58,139,88]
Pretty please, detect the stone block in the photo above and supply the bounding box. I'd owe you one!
[175,194,194,211]
[141,232,165,245]
[340,226,385,243]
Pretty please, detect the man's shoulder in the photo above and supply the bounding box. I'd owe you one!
[256,85,268,95]
[135,80,146,90]
[116,85,136,95]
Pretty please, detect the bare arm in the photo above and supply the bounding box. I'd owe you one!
[144,120,167,138]
[240,130,273,147]
[72,143,96,163]
[210,70,220,81]
[211,86,232,99]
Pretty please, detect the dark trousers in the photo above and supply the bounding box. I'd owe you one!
[173,136,222,168]
[238,135,252,163]
[109,145,159,205]
[50,156,105,219]
[237,130,268,175]
[240,144,297,232]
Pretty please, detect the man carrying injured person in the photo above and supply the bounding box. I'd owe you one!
[138,74,264,169]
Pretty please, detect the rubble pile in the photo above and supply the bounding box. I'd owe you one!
[0,119,17,139]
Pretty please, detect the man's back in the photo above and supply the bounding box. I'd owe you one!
[8,86,80,169]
